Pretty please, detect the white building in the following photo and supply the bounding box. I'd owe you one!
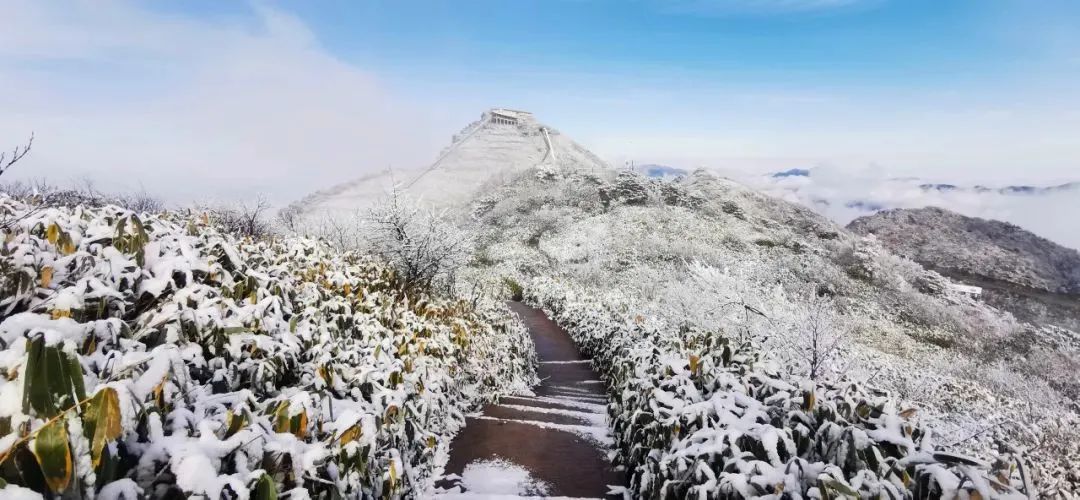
[488,108,534,126]
[948,283,983,298]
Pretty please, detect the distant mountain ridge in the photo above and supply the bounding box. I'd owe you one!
[848,207,1080,293]
[634,164,688,178]
[848,206,1080,333]
[917,181,1080,195]
[767,167,1080,196]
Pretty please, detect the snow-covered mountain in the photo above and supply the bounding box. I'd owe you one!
[918,180,1080,195]
[285,111,1080,495]
[462,161,1080,484]
[291,109,609,221]
[849,207,1080,294]
[849,206,1080,333]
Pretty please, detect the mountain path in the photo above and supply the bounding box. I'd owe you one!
[433,302,625,498]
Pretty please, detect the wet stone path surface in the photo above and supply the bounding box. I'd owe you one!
[434,302,625,498]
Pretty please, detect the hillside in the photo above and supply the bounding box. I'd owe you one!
[462,166,1080,494]
[848,207,1080,293]
[848,207,1080,333]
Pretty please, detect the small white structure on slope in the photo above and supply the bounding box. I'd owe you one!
[948,283,983,298]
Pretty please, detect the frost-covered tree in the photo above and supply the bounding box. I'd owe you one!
[786,290,851,380]
[368,189,472,293]
[275,203,303,233]
[681,261,852,381]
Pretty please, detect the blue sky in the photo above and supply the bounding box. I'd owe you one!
[2,0,1079,202]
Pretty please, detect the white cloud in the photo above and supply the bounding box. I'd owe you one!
[738,166,1080,250]
[0,0,448,206]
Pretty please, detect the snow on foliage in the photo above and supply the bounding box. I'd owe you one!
[524,278,1035,499]
[465,165,1080,496]
[0,196,536,498]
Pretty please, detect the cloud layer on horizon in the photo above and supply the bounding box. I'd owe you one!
[738,167,1080,250]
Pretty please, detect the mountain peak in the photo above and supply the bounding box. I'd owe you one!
[292,109,609,219]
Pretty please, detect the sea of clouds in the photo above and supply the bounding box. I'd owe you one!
[738,167,1080,250]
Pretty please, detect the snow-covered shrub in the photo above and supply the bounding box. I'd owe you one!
[674,262,856,382]
[368,192,473,294]
[525,278,1034,499]
[0,196,535,498]
[201,197,274,239]
[835,236,883,282]
[608,171,651,206]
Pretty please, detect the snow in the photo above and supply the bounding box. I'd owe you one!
[468,415,613,446]
[452,458,552,496]
[511,395,606,412]
[0,484,45,500]
[495,403,606,426]
[0,196,538,498]
[521,277,1033,498]
[170,452,218,496]
[453,159,1074,496]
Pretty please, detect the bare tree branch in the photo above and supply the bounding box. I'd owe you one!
[0,133,33,179]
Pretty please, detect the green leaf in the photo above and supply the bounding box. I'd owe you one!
[23,337,55,417]
[253,473,278,500]
[32,418,72,493]
[24,338,88,419]
[64,351,86,403]
[8,443,47,494]
[94,444,119,485]
[932,452,987,467]
[46,345,77,411]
